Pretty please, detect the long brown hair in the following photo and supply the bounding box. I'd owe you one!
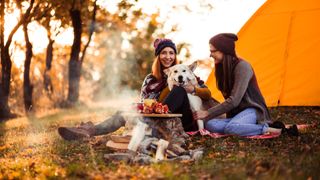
[215,54,240,97]
[151,55,178,81]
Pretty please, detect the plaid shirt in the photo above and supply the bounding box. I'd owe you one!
[140,74,167,102]
[140,73,206,102]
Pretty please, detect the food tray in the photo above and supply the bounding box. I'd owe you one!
[123,112,182,118]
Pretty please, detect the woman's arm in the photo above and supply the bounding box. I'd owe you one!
[140,74,156,101]
[189,76,212,100]
[205,61,253,120]
[140,74,167,102]
[194,87,211,100]
[158,87,170,103]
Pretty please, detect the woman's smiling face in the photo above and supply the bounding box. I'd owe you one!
[159,47,176,68]
[210,43,224,64]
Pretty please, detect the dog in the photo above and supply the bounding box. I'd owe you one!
[163,61,204,130]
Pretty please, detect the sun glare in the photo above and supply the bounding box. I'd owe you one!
[4,8,20,42]
[55,28,74,46]
[92,70,101,81]
[97,0,119,14]
[11,50,25,68]
[3,0,266,82]
[4,7,72,68]
[28,22,48,53]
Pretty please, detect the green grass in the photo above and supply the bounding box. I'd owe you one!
[0,106,319,179]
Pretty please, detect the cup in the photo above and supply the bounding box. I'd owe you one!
[132,103,143,113]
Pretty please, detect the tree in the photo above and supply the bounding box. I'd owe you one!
[0,0,34,119]
[43,17,61,97]
[64,0,98,106]
[19,0,51,113]
[22,19,33,112]
[43,16,55,96]
[0,0,6,119]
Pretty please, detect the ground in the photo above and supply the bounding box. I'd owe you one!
[0,102,319,179]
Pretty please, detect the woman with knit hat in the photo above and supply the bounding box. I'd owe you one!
[193,33,281,136]
[58,38,211,141]
[140,38,211,131]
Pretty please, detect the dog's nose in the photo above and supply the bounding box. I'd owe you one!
[178,75,183,82]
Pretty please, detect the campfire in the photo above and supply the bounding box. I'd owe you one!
[104,100,204,164]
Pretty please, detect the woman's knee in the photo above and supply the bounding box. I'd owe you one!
[224,123,238,134]
[206,120,223,132]
[171,86,187,95]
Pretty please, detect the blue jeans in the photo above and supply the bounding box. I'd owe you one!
[205,108,268,136]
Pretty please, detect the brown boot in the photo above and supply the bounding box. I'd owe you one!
[58,121,96,141]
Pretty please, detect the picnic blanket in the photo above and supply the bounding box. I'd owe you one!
[186,124,313,139]
[186,129,280,139]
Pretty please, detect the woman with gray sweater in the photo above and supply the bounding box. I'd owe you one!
[193,33,281,136]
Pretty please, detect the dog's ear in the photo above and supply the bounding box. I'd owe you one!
[188,61,198,72]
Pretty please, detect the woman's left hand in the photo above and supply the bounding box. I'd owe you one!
[183,84,195,94]
[193,110,209,120]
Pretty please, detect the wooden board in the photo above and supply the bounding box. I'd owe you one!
[106,140,128,150]
[110,135,131,143]
[123,112,182,118]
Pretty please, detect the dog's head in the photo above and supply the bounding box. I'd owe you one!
[163,61,198,90]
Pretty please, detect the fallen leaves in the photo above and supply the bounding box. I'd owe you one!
[0,106,319,179]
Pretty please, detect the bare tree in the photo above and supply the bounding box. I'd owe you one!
[43,16,58,97]
[66,0,97,105]
[0,0,34,119]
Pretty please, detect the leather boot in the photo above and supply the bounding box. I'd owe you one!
[58,121,96,141]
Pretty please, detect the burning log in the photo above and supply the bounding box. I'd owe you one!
[155,139,169,161]
[127,121,147,152]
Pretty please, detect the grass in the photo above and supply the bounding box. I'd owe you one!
[0,104,319,179]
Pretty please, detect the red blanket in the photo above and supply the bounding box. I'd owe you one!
[186,129,280,139]
[187,124,312,139]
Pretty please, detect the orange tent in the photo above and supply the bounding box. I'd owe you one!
[206,0,320,106]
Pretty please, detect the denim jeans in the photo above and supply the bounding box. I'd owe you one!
[205,108,269,136]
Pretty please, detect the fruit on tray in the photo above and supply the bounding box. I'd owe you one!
[143,99,156,107]
[142,99,169,114]
[153,102,169,114]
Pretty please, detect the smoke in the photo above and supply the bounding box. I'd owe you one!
[82,30,141,110]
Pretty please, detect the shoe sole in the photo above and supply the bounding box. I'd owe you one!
[58,127,88,141]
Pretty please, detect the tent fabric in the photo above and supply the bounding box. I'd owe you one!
[206,0,320,106]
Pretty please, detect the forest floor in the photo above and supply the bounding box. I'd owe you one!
[0,100,319,179]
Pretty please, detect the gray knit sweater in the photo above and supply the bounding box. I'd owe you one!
[207,60,272,124]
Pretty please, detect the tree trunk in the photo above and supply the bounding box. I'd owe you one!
[44,37,54,95]
[23,22,33,113]
[67,9,82,104]
[80,0,97,63]
[0,0,12,118]
[0,0,34,119]
[0,0,11,119]
[0,0,3,57]
[0,48,12,118]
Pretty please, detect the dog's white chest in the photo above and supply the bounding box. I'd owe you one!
[187,94,203,111]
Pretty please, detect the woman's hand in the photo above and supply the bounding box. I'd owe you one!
[193,110,209,120]
[183,84,195,94]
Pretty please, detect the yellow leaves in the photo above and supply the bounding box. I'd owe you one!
[7,171,21,179]
[0,144,11,151]
[150,13,159,26]
[208,152,220,159]
[1,106,320,179]
[239,142,245,147]
[238,151,246,158]
[91,174,104,180]
[253,160,271,175]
